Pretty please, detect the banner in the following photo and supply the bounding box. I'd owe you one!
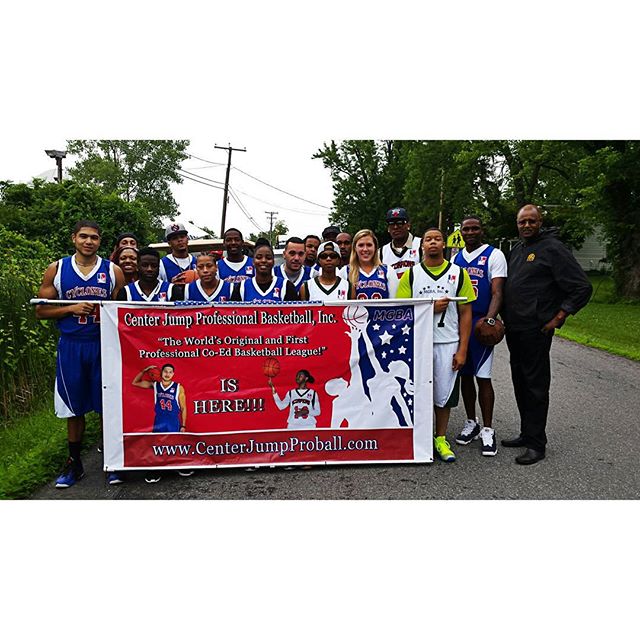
[101,301,434,470]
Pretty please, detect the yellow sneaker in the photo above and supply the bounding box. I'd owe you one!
[434,436,456,462]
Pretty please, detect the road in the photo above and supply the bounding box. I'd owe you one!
[31,337,640,500]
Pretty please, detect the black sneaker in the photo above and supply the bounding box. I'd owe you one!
[480,427,497,456]
[55,458,85,489]
[455,419,481,445]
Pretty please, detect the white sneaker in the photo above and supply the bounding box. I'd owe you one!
[480,427,497,456]
[455,418,481,445]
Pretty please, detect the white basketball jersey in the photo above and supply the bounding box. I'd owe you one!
[305,277,350,302]
[408,262,464,343]
[380,236,421,279]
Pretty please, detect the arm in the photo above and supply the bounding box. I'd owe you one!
[542,243,593,334]
[230,283,242,302]
[111,264,125,299]
[179,385,187,431]
[386,267,399,298]
[35,262,95,320]
[270,386,290,411]
[116,286,128,301]
[132,366,155,389]
[170,284,185,302]
[453,302,472,371]
[299,282,309,302]
[486,277,505,320]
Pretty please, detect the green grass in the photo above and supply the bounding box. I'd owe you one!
[0,405,100,499]
[557,273,640,361]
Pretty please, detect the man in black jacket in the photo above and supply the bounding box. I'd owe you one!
[501,204,592,465]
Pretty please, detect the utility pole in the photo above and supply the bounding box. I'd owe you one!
[214,143,246,237]
[265,211,278,246]
[438,167,445,232]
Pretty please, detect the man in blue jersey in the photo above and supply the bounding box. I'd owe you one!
[132,363,191,483]
[274,237,312,293]
[36,220,125,488]
[159,223,197,283]
[218,228,254,283]
[453,216,507,456]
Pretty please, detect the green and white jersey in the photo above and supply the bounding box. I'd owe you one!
[397,260,475,343]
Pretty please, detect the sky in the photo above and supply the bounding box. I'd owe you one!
[1,138,336,241]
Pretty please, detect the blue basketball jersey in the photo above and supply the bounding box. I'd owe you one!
[185,279,233,302]
[153,381,181,433]
[123,280,173,302]
[53,256,114,339]
[217,256,254,284]
[239,276,287,301]
[454,245,494,316]
[159,254,197,282]
[343,264,391,299]
[274,264,311,293]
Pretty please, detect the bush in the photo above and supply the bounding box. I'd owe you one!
[0,225,57,417]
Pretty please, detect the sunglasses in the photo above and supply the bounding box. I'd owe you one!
[318,253,340,260]
[387,220,408,226]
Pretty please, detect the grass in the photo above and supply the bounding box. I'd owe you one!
[557,273,640,361]
[0,404,100,499]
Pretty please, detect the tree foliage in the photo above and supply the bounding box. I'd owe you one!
[66,140,189,222]
[249,220,289,247]
[0,179,155,256]
[315,139,640,299]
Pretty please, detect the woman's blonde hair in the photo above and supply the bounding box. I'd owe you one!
[348,229,381,288]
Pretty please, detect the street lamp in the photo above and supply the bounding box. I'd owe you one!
[44,149,66,183]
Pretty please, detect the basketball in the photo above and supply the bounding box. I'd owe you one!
[263,357,280,378]
[178,270,198,284]
[343,305,369,329]
[474,317,506,346]
[145,366,161,382]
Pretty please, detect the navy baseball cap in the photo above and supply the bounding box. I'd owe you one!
[386,207,408,222]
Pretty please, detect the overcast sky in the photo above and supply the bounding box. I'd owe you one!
[0,137,336,240]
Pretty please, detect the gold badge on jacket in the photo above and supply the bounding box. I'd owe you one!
[527,253,535,262]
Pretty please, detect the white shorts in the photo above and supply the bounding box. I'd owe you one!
[433,342,459,408]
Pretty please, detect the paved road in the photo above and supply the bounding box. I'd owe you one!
[31,337,640,500]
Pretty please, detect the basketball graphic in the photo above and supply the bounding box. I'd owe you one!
[145,366,161,382]
[263,357,280,378]
[343,305,369,329]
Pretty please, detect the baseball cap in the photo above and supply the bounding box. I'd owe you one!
[164,222,188,240]
[317,240,341,258]
[322,225,341,238]
[386,207,409,222]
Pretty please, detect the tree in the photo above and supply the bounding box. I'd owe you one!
[575,141,640,298]
[313,140,408,239]
[66,140,189,222]
[249,220,289,247]
[0,179,155,256]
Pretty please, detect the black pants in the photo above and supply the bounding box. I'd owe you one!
[505,329,553,452]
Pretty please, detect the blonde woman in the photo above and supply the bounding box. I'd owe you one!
[339,229,398,299]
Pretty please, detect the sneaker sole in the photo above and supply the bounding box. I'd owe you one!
[55,472,85,488]
[177,471,194,477]
[145,477,162,483]
[108,478,124,485]
[455,436,479,445]
[482,450,498,457]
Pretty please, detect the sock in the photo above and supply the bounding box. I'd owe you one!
[69,441,82,467]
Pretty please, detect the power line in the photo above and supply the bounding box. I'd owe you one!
[232,187,330,216]
[179,166,226,187]
[232,165,331,209]
[184,150,333,211]
[228,186,265,233]
[176,169,225,190]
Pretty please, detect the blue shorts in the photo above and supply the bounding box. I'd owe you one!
[54,337,102,418]
[460,322,494,379]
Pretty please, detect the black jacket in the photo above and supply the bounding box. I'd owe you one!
[503,229,592,331]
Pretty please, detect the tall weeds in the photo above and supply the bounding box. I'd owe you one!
[0,227,57,419]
